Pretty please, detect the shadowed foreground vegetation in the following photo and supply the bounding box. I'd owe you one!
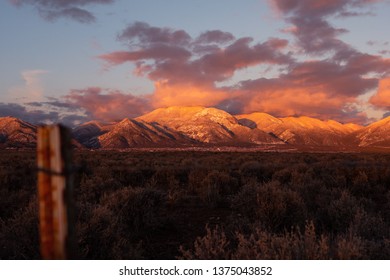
[1,150,390,259]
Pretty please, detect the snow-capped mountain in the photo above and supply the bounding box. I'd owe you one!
[96,118,195,148]
[353,116,390,147]
[236,113,362,146]
[1,107,390,150]
[137,106,282,145]
[0,117,37,147]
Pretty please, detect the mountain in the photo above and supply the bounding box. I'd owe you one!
[2,109,390,150]
[237,113,362,146]
[353,116,390,147]
[137,106,283,145]
[96,118,194,148]
[0,117,37,148]
[72,121,115,148]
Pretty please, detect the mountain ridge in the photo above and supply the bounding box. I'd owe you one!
[1,108,390,151]
[0,116,37,148]
[236,112,365,147]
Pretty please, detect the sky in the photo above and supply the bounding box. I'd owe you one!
[1,0,390,126]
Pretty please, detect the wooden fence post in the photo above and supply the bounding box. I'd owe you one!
[37,124,75,259]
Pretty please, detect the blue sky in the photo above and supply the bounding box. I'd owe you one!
[1,0,389,126]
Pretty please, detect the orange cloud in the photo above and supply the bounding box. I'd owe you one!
[66,87,151,121]
[242,88,355,120]
[152,81,230,109]
[370,77,390,109]
[95,20,390,124]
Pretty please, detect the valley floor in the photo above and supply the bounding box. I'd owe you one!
[1,150,390,259]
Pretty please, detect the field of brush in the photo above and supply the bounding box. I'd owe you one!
[1,150,390,259]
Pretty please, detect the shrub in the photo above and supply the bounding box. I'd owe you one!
[233,221,330,260]
[149,168,180,192]
[239,160,274,182]
[326,190,359,233]
[255,181,307,231]
[180,222,332,260]
[231,180,258,219]
[100,187,167,233]
[77,203,144,259]
[335,231,364,260]
[179,225,231,260]
[0,198,39,259]
[272,168,292,185]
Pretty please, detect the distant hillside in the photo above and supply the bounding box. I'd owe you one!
[0,117,37,148]
[2,107,390,151]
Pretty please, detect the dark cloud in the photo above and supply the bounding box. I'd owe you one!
[241,59,380,97]
[44,100,81,109]
[0,100,89,127]
[270,0,381,55]
[195,30,235,45]
[287,54,389,97]
[27,100,80,109]
[59,114,89,126]
[0,102,59,125]
[384,112,390,118]
[270,0,379,18]
[287,16,350,55]
[100,21,292,88]
[40,7,95,23]
[118,21,192,46]
[9,0,115,23]
[215,99,245,115]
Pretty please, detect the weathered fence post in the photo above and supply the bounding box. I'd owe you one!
[37,124,75,259]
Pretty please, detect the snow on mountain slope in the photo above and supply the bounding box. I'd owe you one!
[97,118,194,148]
[2,109,390,150]
[236,113,362,146]
[354,116,390,147]
[0,117,37,147]
[138,106,283,144]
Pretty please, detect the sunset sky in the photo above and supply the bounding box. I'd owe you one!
[1,0,390,126]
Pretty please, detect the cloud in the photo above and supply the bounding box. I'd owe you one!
[7,69,48,102]
[0,102,77,125]
[2,86,152,126]
[65,87,152,121]
[96,20,390,124]
[118,21,192,46]
[269,0,380,18]
[236,76,366,123]
[370,77,390,109]
[9,0,115,23]
[269,0,382,55]
[151,81,230,109]
[22,69,48,99]
[100,22,292,88]
[235,52,390,123]
[40,7,95,23]
[194,30,235,45]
